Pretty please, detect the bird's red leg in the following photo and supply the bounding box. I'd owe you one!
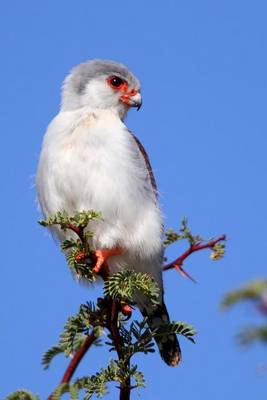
[92,247,124,275]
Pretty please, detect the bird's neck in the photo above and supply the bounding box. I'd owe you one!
[61,104,129,122]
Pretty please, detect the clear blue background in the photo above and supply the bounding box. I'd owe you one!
[1,0,267,399]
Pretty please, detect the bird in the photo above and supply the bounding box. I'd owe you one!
[36,59,181,366]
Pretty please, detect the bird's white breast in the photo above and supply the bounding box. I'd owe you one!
[37,108,163,278]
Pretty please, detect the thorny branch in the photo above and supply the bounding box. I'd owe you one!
[163,234,226,281]
[48,334,97,400]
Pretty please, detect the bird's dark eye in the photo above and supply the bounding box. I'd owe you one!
[110,76,123,87]
[107,76,127,90]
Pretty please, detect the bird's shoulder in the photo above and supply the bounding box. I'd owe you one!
[128,132,158,196]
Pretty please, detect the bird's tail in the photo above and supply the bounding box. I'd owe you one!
[141,300,181,366]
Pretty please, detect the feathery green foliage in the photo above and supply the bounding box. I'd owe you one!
[222,279,267,348]
[209,243,225,261]
[50,383,79,400]
[58,303,100,356]
[222,280,267,308]
[41,345,64,370]
[39,210,102,229]
[42,302,103,370]
[80,360,144,399]
[49,360,145,400]
[5,390,40,400]
[237,326,267,346]
[152,321,197,343]
[104,270,160,305]
[114,318,155,357]
[39,210,103,283]
[164,217,203,246]
[6,210,226,400]
[65,247,95,282]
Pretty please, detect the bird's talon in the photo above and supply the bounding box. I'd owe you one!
[92,247,124,275]
[92,250,105,273]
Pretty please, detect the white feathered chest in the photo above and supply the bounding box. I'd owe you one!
[37,108,163,279]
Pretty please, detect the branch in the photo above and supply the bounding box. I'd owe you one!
[163,235,226,278]
[47,333,97,400]
[65,223,86,245]
[106,299,131,400]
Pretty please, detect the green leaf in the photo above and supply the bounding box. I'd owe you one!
[41,303,103,370]
[61,238,79,250]
[5,390,39,400]
[58,303,104,357]
[210,243,225,261]
[104,270,160,305]
[164,217,204,247]
[222,280,267,308]
[80,360,145,399]
[127,319,155,355]
[42,345,64,370]
[69,385,80,400]
[153,321,197,343]
[71,210,102,228]
[163,228,183,246]
[237,326,267,346]
[39,210,101,230]
[38,210,70,228]
[50,383,71,400]
[132,370,145,388]
[66,249,95,282]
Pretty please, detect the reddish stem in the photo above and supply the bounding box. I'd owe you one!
[65,223,85,244]
[163,234,226,272]
[65,223,82,236]
[47,333,96,400]
[107,300,124,358]
[106,299,131,400]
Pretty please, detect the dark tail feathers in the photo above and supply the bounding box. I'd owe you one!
[143,301,181,366]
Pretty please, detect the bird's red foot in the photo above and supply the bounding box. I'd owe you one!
[92,247,124,275]
[174,263,197,283]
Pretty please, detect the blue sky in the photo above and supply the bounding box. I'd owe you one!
[1,0,267,399]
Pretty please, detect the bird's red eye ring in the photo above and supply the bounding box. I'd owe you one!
[107,76,128,91]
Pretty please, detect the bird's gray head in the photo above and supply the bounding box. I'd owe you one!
[61,60,142,118]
